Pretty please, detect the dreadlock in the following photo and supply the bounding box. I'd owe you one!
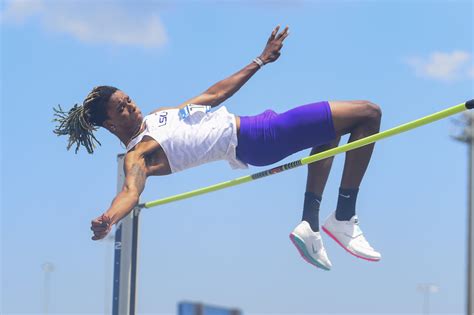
[53,86,118,154]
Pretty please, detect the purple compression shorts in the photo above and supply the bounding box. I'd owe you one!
[236,101,336,166]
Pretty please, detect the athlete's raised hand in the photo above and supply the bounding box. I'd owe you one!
[258,25,289,65]
[91,213,112,241]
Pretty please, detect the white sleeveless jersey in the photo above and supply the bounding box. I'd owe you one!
[126,105,248,173]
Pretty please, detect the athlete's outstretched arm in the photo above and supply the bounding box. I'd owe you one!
[176,25,290,109]
[90,152,147,240]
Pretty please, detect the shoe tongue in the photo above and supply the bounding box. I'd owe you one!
[349,216,363,237]
[350,215,359,224]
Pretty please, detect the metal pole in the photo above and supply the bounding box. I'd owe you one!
[112,154,140,315]
[44,271,50,315]
[104,234,114,315]
[452,110,473,315]
[417,284,439,315]
[41,262,54,315]
[426,290,430,315]
[468,113,473,315]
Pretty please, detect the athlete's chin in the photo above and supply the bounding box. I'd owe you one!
[134,112,143,122]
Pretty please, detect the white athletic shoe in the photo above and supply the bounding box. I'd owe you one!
[322,212,381,262]
[289,221,332,270]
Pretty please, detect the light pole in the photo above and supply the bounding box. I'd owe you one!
[104,233,115,315]
[41,262,55,315]
[417,283,439,315]
[452,110,474,315]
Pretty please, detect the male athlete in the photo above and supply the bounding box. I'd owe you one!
[54,26,382,270]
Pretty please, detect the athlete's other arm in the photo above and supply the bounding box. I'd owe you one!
[90,151,147,240]
[174,25,289,109]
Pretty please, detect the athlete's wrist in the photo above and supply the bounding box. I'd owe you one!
[253,57,265,68]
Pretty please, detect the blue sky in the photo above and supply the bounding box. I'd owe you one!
[1,0,473,314]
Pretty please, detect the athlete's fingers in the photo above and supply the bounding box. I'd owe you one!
[269,25,280,41]
[91,226,108,232]
[91,221,108,228]
[91,214,111,226]
[92,235,103,241]
[92,230,108,239]
[96,231,107,238]
[91,215,111,240]
[276,26,289,40]
[100,214,112,224]
[280,27,290,41]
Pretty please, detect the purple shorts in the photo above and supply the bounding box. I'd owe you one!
[236,101,336,166]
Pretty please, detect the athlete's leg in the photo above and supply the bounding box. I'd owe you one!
[289,100,381,267]
[328,100,382,188]
[302,100,381,233]
[292,136,342,270]
[305,137,341,196]
[320,100,382,261]
[303,100,381,229]
[301,138,340,234]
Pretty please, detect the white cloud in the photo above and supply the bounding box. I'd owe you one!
[0,0,44,24]
[406,51,473,82]
[1,0,167,48]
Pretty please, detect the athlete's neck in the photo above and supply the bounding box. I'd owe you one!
[116,121,146,147]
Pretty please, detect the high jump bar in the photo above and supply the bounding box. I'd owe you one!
[140,99,473,209]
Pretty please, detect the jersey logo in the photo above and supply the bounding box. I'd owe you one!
[179,104,211,120]
[158,112,168,127]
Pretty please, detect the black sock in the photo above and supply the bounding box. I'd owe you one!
[302,192,322,232]
[335,187,359,221]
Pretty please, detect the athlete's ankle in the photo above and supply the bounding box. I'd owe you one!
[302,191,322,232]
[335,187,359,221]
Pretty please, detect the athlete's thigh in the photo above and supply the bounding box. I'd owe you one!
[328,100,373,136]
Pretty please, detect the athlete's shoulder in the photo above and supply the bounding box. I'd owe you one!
[125,136,170,176]
[126,136,160,159]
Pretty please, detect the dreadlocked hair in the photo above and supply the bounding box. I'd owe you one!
[53,86,118,154]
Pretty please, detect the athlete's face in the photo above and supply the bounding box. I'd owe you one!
[105,90,143,132]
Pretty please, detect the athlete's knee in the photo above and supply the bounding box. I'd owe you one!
[361,101,382,125]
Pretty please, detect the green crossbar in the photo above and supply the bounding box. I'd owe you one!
[141,100,473,209]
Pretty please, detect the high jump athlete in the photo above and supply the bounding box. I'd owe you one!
[54,26,382,270]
